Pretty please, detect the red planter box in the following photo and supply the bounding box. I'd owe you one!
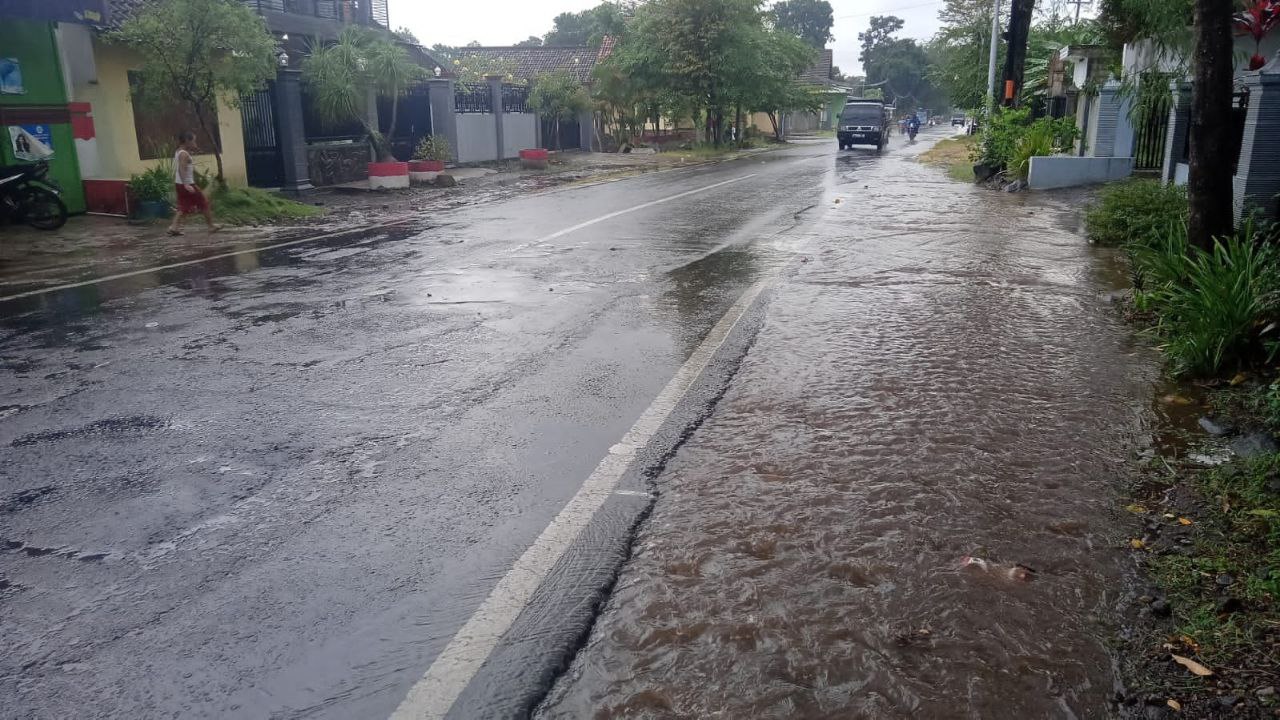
[368,161,409,189]
[519,149,549,161]
[409,160,445,172]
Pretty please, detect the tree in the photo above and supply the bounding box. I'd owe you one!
[110,0,276,186]
[516,36,545,47]
[528,71,591,150]
[771,0,835,47]
[393,26,420,44]
[302,27,426,162]
[544,2,628,46]
[930,0,1003,109]
[1186,0,1236,250]
[858,15,904,68]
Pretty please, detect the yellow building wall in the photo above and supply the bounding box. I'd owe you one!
[74,40,248,187]
[748,112,778,136]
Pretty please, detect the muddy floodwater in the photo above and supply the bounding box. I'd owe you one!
[537,149,1161,718]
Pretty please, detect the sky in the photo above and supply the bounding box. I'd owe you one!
[388,0,950,77]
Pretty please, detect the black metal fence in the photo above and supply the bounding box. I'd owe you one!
[1231,87,1250,175]
[502,85,530,113]
[1133,93,1171,171]
[239,0,385,25]
[455,83,493,113]
[240,83,284,188]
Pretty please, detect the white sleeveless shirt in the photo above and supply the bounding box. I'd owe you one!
[174,149,195,185]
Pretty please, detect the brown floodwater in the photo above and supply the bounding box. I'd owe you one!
[536,140,1166,719]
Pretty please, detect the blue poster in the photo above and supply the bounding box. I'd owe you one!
[9,124,54,161]
[0,58,22,95]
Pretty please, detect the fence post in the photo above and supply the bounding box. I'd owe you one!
[1161,81,1192,185]
[427,78,458,165]
[487,74,505,161]
[275,68,314,195]
[1233,63,1280,223]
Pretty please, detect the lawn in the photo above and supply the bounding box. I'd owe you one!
[918,135,976,182]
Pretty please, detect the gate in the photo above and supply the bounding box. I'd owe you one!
[240,83,283,188]
[1133,92,1170,172]
[540,116,580,150]
[378,85,432,162]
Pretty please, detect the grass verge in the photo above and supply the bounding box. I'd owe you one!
[917,135,975,182]
[212,187,324,226]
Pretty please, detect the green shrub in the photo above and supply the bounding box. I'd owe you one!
[1084,179,1187,247]
[413,134,451,163]
[211,187,323,226]
[126,165,173,203]
[973,107,1030,169]
[1135,224,1279,376]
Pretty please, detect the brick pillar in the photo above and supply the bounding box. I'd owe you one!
[275,68,313,195]
[1162,81,1192,185]
[1233,64,1280,222]
[487,74,505,160]
[427,78,458,164]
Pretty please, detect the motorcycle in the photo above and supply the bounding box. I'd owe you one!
[0,161,68,230]
[907,125,919,142]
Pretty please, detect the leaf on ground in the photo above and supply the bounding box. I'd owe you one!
[1171,654,1214,676]
[1246,508,1278,518]
[1178,517,1194,525]
[1167,699,1182,711]
[1230,372,1249,386]
[1129,538,1146,549]
[1162,394,1194,405]
[1125,503,1147,514]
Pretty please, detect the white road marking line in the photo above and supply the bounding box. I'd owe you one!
[0,220,418,304]
[506,173,759,254]
[390,278,770,720]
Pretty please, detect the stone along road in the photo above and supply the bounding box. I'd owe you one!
[1,131,1159,719]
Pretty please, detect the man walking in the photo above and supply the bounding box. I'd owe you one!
[167,130,221,236]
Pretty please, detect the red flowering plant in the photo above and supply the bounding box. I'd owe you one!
[1235,0,1280,70]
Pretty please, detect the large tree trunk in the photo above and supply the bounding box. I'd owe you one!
[767,111,782,142]
[386,93,400,157]
[1187,0,1236,250]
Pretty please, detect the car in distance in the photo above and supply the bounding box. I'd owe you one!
[951,113,967,127]
[838,99,888,152]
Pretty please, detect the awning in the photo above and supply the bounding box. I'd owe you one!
[0,0,110,25]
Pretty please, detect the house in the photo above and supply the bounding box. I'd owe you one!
[451,41,615,151]
[0,2,113,215]
[749,48,849,139]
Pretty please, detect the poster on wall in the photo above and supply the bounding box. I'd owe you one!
[8,125,54,162]
[0,58,23,95]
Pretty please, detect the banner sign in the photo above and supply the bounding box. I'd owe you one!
[0,0,111,25]
[9,124,54,162]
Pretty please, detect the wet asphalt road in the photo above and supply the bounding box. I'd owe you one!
[2,137,861,719]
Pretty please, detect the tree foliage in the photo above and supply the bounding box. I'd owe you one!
[597,0,819,144]
[302,27,426,161]
[858,16,942,109]
[771,0,835,48]
[528,71,592,150]
[110,0,276,185]
[544,2,632,46]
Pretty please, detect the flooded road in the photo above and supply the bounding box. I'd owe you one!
[0,131,1163,719]
[537,136,1161,719]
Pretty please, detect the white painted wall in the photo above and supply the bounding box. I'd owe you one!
[456,113,498,163]
[502,114,537,159]
[1027,156,1134,189]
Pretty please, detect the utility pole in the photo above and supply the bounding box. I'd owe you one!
[985,0,1001,112]
[1001,0,1036,106]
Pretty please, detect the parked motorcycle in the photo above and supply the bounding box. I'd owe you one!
[0,161,68,231]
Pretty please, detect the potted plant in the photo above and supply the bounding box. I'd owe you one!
[127,166,173,220]
[302,27,425,189]
[410,135,450,183]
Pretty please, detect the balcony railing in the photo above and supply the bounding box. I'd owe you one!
[241,0,387,26]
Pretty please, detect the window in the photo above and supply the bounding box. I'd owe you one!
[128,71,221,161]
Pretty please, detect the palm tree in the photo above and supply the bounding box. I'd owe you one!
[302,27,424,161]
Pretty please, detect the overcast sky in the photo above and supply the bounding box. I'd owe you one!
[389,0,949,77]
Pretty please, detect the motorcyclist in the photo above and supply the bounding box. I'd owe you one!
[906,113,921,139]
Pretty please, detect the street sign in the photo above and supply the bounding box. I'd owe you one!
[0,0,110,25]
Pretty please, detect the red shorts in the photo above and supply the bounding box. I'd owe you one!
[175,184,208,214]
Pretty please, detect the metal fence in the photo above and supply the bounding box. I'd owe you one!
[455,82,493,113]
[502,85,530,114]
[239,0,385,25]
[1133,93,1171,171]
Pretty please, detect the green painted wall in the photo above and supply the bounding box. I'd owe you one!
[0,19,86,213]
[0,20,68,106]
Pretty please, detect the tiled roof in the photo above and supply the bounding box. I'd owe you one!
[454,45,612,84]
[799,48,834,86]
[105,0,147,28]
